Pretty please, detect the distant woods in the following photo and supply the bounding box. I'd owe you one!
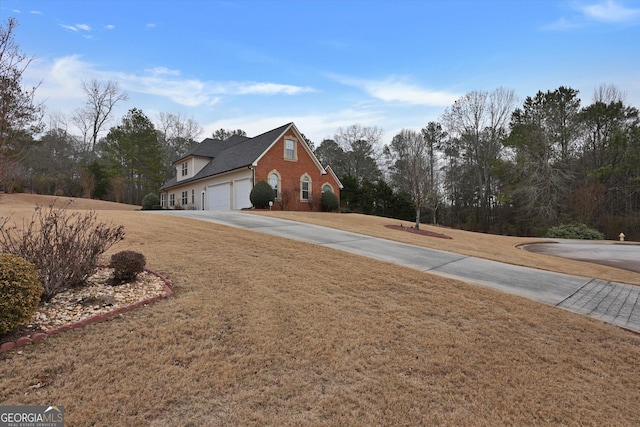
[2,19,639,238]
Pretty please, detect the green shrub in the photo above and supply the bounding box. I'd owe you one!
[545,223,604,240]
[250,180,275,209]
[0,201,125,301]
[321,191,339,212]
[0,253,43,334]
[141,193,160,210]
[110,250,146,285]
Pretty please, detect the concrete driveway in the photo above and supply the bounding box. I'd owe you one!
[152,210,640,334]
[521,241,640,273]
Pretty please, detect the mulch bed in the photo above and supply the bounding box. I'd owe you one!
[385,224,452,239]
[0,268,172,353]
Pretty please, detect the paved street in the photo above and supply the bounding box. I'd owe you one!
[153,210,640,333]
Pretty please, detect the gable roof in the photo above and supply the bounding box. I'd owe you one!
[160,123,299,190]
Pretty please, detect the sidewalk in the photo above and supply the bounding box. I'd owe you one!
[154,210,640,333]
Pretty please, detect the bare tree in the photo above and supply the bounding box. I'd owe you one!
[593,83,626,105]
[157,112,203,163]
[333,124,384,182]
[73,79,128,152]
[386,129,438,229]
[0,17,44,183]
[442,88,517,231]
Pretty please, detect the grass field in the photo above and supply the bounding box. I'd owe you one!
[1,194,639,426]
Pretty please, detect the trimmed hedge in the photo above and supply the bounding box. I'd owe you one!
[141,193,160,210]
[0,253,43,334]
[321,191,339,212]
[545,223,604,240]
[250,180,275,209]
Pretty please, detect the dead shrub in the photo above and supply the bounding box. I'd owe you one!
[0,200,125,301]
[109,250,146,285]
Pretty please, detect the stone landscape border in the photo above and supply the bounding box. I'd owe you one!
[0,269,173,354]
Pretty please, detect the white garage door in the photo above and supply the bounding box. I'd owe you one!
[235,178,253,210]
[207,183,231,211]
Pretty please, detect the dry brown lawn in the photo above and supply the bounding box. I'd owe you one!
[1,194,640,426]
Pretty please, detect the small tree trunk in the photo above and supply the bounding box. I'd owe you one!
[415,207,421,230]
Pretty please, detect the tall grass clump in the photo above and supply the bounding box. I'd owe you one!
[0,201,125,301]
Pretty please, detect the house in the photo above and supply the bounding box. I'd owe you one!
[159,122,342,211]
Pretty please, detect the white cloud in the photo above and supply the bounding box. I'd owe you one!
[26,55,316,113]
[30,10,43,15]
[202,109,385,144]
[543,0,640,30]
[105,24,115,30]
[146,23,157,29]
[234,82,314,95]
[541,16,583,31]
[25,55,91,100]
[59,23,91,32]
[59,24,78,32]
[145,67,181,77]
[332,74,460,107]
[581,0,640,22]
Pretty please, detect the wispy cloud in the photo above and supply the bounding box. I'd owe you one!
[146,23,157,29]
[234,82,314,95]
[59,23,91,32]
[543,0,640,30]
[30,10,43,15]
[202,109,385,143]
[28,56,316,109]
[581,0,640,22]
[105,24,115,30]
[331,74,460,107]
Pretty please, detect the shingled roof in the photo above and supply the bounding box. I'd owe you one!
[160,123,292,190]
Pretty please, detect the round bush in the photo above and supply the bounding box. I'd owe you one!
[0,253,43,334]
[321,190,339,212]
[110,250,146,285]
[141,193,160,210]
[545,223,604,240]
[250,180,275,209]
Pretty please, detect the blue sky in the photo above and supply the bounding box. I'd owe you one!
[4,0,640,145]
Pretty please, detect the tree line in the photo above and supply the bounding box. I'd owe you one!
[316,86,640,240]
[2,17,639,239]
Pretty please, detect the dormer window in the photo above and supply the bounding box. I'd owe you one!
[181,162,188,176]
[284,139,296,160]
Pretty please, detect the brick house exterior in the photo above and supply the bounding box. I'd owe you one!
[159,123,342,211]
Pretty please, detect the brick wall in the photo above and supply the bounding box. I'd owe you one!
[255,130,340,211]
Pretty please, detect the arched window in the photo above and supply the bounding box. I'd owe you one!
[322,183,333,193]
[301,175,311,201]
[269,171,280,199]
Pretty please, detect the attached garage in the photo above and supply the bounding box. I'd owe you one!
[207,183,231,211]
[234,178,252,210]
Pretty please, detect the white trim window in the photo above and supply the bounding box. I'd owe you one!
[322,183,333,193]
[160,193,166,208]
[181,191,188,206]
[301,175,311,201]
[169,194,175,207]
[269,171,280,199]
[284,139,296,160]
[191,189,195,204]
[181,162,188,176]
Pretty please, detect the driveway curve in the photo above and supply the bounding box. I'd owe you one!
[151,211,640,334]
[521,241,640,273]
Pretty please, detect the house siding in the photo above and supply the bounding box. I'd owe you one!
[255,130,341,211]
[162,168,252,210]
